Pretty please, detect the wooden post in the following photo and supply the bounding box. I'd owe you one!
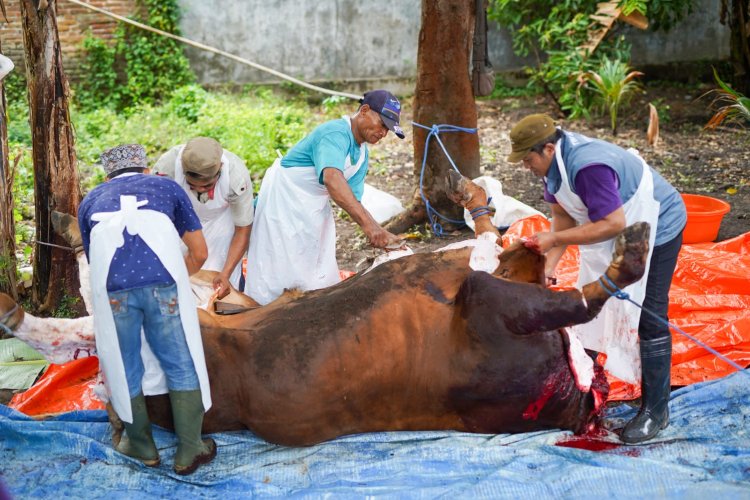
[386,0,480,234]
[0,46,17,300]
[19,0,83,314]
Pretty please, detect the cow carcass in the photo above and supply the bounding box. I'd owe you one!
[0,176,650,446]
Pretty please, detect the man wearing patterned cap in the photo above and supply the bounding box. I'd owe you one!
[245,89,405,305]
[507,113,686,444]
[78,144,216,474]
[153,137,254,298]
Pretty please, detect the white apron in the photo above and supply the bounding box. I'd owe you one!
[553,143,659,383]
[89,194,211,423]
[174,148,244,287]
[246,117,366,305]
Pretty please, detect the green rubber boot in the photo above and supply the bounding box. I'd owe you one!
[169,390,216,475]
[116,394,160,467]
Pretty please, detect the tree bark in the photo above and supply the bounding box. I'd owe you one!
[722,0,750,96]
[0,45,17,300]
[20,0,83,314]
[386,0,481,235]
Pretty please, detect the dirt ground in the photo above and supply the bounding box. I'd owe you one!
[335,84,750,272]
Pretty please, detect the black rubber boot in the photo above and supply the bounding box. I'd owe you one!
[116,394,160,466]
[621,336,672,444]
[169,390,216,475]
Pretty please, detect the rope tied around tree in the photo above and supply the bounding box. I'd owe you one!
[412,121,478,237]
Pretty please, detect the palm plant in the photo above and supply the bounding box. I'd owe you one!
[703,67,750,130]
[581,57,643,134]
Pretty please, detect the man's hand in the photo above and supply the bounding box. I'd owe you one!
[365,224,402,249]
[525,231,558,254]
[182,229,208,276]
[212,274,231,299]
[323,168,403,250]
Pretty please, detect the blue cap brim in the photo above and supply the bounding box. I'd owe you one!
[381,114,406,139]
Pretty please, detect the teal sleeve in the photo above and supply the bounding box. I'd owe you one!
[313,132,351,185]
[346,150,369,201]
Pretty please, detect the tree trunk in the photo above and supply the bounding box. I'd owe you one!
[728,0,750,95]
[20,0,83,315]
[0,45,17,300]
[386,0,480,235]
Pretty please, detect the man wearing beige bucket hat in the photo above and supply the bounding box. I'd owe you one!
[154,137,254,298]
[508,113,687,444]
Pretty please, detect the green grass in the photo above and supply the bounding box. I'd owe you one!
[8,85,353,195]
[6,85,356,268]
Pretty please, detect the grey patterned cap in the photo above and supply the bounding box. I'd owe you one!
[100,144,148,177]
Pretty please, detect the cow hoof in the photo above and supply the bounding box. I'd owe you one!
[0,293,24,334]
[611,222,650,285]
[51,211,83,250]
[445,170,471,205]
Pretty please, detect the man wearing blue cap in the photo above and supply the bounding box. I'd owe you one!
[245,90,405,305]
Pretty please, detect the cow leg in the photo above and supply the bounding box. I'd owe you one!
[461,222,651,336]
[0,293,25,337]
[51,211,94,314]
[579,221,650,320]
[445,171,500,240]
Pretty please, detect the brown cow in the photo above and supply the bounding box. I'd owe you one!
[0,176,650,446]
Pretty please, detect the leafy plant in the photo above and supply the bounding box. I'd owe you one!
[75,34,119,110]
[167,84,208,123]
[703,67,750,129]
[483,78,540,99]
[650,97,671,124]
[75,0,194,111]
[580,57,643,134]
[488,0,632,118]
[322,95,348,111]
[2,72,28,107]
[488,0,695,119]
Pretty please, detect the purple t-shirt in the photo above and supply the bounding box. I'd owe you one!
[544,164,622,221]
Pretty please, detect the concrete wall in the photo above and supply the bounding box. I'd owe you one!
[0,0,729,86]
[627,1,729,65]
[178,0,422,85]
[178,0,729,87]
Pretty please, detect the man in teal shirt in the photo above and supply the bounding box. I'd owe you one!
[246,90,405,305]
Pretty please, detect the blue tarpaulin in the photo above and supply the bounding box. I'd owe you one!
[1,371,749,498]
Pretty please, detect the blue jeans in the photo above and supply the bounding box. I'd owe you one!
[639,229,684,342]
[108,282,200,398]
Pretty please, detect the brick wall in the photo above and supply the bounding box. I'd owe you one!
[0,0,137,80]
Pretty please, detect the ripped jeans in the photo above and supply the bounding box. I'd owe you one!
[108,282,200,398]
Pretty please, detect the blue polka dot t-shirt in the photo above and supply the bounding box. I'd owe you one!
[78,173,202,292]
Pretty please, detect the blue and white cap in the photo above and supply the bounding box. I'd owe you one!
[361,90,405,139]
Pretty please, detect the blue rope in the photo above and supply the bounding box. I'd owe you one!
[469,196,494,220]
[412,121,478,237]
[597,274,750,376]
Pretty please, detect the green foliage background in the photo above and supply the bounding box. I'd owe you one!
[5,0,354,275]
[487,0,695,118]
[76,0,195,111]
